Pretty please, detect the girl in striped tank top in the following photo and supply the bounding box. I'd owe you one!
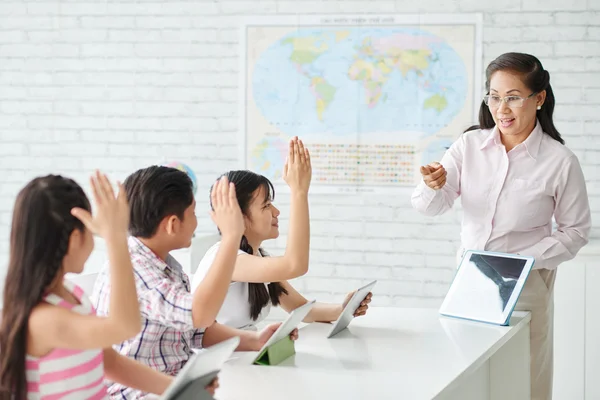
[0,172,178,399]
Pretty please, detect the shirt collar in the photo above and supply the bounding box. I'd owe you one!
[480,126,502,150]
[128,236,182,272]
[519,119,543,160]
[479,119,543,160]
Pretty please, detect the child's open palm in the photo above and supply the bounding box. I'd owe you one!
[71,170,129,238]
[210,176,245,240]
[283,136,312,194]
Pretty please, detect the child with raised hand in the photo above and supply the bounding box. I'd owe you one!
[0,171,181,399]
[192,137,372,331]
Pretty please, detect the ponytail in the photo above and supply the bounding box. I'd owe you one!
[240,236,288,320]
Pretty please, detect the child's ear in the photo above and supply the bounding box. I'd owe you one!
[165,215,180,235]
[66,229,81,255]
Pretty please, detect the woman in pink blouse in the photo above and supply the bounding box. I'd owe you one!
[412,52,591,400]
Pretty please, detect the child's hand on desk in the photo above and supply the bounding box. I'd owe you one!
[342,292,372,317]
[255,322,299,350]
[205,377,219,395]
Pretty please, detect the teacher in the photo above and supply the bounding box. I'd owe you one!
[411,52,591,400]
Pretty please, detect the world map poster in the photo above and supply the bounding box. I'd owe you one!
[240,14,483,193]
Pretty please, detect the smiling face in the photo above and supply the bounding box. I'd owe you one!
[218,170,280,250]
[244,186,281,244]
[488,70,546,143]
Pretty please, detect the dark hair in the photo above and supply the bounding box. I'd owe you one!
[0,175,91,400]
[465,52,564,144]
[210,170,288,321]
[123,166,194,238]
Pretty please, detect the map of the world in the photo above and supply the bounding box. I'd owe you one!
[243,18,480,190]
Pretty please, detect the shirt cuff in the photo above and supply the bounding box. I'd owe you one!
[519,240,552,270]
[417,180,440,205]
[190,329,205,349]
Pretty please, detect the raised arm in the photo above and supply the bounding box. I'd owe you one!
[232,137,312,283]
[189,176,245,327]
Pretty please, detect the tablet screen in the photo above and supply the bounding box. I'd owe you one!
[160,336,239,399]
[440,251,531,324]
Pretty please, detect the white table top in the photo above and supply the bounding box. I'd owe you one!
[215,307,531,400]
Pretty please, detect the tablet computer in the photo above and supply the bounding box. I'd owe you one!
[327,280,377,338]
[160,336,240,399]
[251,299,316,364]
[439,250,535,326]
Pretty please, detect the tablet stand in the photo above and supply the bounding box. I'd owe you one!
[253,335,296,365]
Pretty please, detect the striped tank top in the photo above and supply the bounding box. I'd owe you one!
[26,279,107,399]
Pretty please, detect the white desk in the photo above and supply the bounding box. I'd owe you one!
[215,307,531,400]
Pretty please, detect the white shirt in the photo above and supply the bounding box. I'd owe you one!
[411,122,591,270]
[191,241,271,330]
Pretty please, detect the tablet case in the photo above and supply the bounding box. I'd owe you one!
[253,335,296,366]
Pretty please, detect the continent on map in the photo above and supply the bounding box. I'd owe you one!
[347,58,392,107]
[310,77,337,120]
[335,30,351,42]
[281,36,329,66]
[281,35,338,121]
[348,36,445,110]
[424,93,449,113]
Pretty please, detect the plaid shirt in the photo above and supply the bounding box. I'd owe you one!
[92,237,204,399]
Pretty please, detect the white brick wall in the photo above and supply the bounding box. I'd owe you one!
[1,1,599,308]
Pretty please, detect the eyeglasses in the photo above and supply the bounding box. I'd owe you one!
[483,92,537,109]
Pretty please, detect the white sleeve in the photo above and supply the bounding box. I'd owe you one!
[191,242,246,292]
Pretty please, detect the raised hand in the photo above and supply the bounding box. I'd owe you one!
[210,176,245,240]
[71,170,129,239]
[283,136,312,194]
